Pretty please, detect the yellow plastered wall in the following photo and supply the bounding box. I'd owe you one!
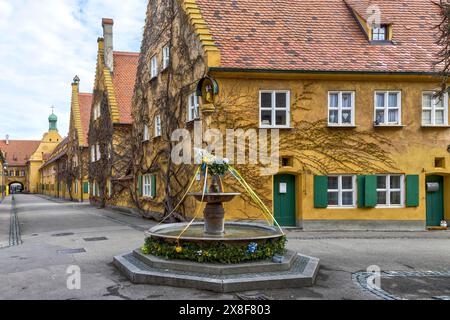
[186,74,450,223]
[28,130,62,193]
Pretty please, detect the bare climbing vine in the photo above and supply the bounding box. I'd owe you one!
[131,0,207,221]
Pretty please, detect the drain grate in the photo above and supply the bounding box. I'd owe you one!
[57,248,86,255]
[236,293,272,301]
[83,237,108,242]
[52,232,75,237]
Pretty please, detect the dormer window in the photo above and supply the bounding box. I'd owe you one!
[372,25,388,41]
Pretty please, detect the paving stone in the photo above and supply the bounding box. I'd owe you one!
[57,248,86,255]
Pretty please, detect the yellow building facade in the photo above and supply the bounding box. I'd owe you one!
[132,0,450,230]
[28,114,62,194]
[66,77,93,202]
[88,19,138,210]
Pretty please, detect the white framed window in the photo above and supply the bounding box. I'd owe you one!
[162,45,170,70]
[150,55,158,79]
[327,175,357,208]
[155,115,162,137]
[187,93,199,122]
[372,25,387,41]
[143,124,150,141]
[143,174,153,197]
[92,181,96,197]
[73,155,78,168]
[376,175,404,208]
[96,143,101,161]
[260,90,290,128]
[90,145,96,163]
[93,101,101,120]
[107,144,112,160]
[74,180,78,195]
[422,92,448,126]
[108,180,112,197]
[328,91,355,126]
[375,91,401,125]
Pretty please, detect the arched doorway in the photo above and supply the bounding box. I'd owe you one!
[9,182,24,194]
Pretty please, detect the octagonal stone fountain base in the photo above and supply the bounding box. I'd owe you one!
[113,249,320,293]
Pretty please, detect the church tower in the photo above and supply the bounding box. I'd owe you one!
[26,111,62,193]
[48,110,58,132]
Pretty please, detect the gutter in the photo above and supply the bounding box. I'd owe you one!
[208,67,445,77]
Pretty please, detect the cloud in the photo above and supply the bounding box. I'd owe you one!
[0,0,146,140]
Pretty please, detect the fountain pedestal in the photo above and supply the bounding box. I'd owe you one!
[204,203,225,236]
[190,192,241,236]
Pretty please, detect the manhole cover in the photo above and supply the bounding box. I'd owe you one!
[52,233,75,237]
[57,248,86,255]
[236,293,271,301]
[83,237,108,242]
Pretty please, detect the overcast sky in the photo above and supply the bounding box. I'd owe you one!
[0,0,147,140]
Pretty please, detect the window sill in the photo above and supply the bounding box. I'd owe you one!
[259,126,293,130]
[327,125,357,128]
[326,206,357,209]
[374,205,405,209]
[369,40,394,45]
[153,136,162,140]
[421,125,450,128]
[150,76,158,82]
[374,124,405,128]
[142,139,150,144]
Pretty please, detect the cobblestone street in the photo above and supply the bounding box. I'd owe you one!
[1,194,449,300]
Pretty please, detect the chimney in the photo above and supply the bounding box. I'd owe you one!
[102,18,114,72]
[5,135,9,145]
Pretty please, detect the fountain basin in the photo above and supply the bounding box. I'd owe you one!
[145,222,283,243]
[143,222,286,264]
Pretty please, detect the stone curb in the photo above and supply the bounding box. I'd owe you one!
[114,251,320,293]
[352,270,450,300]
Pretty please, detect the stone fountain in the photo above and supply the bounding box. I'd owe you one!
[114,178,320,293]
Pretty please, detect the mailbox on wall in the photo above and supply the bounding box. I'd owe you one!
[426,183,440,192]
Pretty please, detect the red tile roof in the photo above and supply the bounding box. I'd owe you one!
[0,140,40,166]
[112,52,139,124]
[196,0,442,73]
[78,93,93,147]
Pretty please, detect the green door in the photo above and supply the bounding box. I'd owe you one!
[426,176,444,227]
[274,174,296,227]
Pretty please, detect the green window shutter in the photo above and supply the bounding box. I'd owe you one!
[138,175,143,196]
[151,174,157,198]
[364,175,377,207]
[314,176,328,208]
[357,175,366,208]
[406,175,420,207]
[83,182,89,194]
